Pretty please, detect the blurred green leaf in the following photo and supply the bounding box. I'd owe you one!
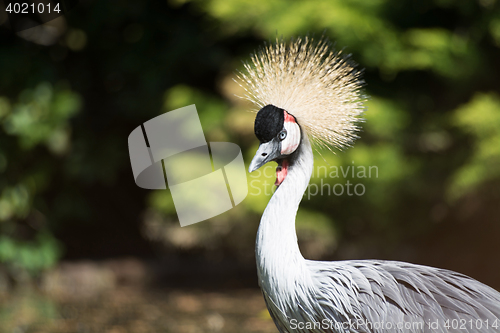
[448,93,500,200]
[0,232,61,274]
[2,82,81,153]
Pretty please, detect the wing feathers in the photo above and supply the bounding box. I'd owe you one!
[306,260,500,332]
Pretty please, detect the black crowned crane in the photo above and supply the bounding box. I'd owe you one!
[237,36,500,333]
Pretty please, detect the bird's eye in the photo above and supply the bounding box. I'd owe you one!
[278,130,287,141]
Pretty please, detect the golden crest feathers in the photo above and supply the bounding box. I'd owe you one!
[236,36,365,150]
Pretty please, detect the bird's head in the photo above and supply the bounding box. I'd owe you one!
[240,36,365,186]
[248,105,301,186]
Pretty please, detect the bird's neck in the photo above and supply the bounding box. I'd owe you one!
[256,135,313,286]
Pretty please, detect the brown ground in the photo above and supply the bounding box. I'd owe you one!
[0,259,277,333]
[0,287,277,333]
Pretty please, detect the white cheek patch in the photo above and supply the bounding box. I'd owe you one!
[281,121,301,155]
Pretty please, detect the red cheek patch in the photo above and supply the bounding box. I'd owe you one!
[284,110,296,123]
[281,110,301,156]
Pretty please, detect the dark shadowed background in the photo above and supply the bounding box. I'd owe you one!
[1,0,500,332]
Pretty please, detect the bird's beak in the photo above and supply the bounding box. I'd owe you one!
[248,140,281,173]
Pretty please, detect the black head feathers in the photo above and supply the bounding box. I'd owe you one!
[254,105,284,143]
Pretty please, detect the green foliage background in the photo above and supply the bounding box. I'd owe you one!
[0,0,499,286]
